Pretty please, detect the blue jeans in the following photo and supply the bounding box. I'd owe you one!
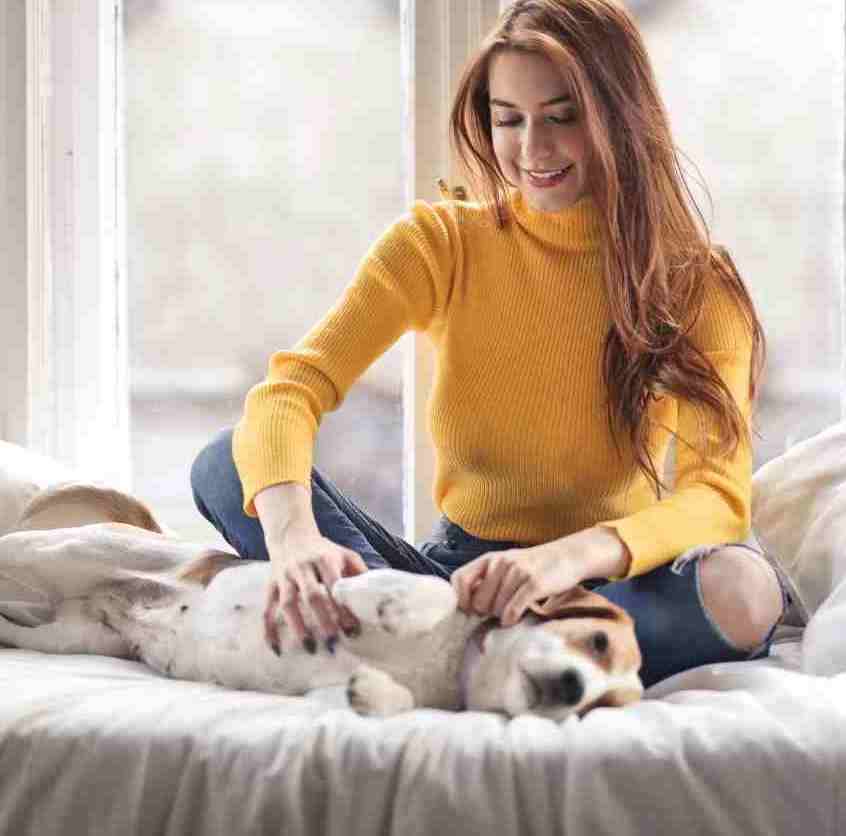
[190,428,790,689]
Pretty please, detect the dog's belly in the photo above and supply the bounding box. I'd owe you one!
[121,563,361,694]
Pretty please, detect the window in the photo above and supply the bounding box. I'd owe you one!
[120,1,502,546]
[635,0,843,468]
[124,1,406,544]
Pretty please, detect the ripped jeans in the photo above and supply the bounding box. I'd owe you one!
[190,428,792,689]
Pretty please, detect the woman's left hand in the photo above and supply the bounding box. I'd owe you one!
[450,527,630,626]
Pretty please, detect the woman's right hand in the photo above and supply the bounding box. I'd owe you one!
[263,529,368,656]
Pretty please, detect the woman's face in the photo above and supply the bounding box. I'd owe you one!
[488,50,590,212]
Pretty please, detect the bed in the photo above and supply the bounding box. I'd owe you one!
[0,425,844,836]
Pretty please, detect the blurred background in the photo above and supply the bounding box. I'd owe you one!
[124,0,843,547]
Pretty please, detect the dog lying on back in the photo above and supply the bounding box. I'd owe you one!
[0,483,643,719]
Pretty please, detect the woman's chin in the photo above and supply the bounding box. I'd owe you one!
[524,190,583,212]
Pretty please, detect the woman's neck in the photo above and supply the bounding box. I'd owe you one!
[508,189,601,252]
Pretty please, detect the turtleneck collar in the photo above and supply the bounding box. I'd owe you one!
[508,189,602,252]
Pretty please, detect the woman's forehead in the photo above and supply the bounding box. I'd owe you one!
[488,51,573,107]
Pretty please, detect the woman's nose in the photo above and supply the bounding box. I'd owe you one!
[521,121,554,161]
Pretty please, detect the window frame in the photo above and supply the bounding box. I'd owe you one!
[401,0,502,541]
[2,0,129,489]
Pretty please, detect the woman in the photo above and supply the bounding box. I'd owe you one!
[190,0,790,688]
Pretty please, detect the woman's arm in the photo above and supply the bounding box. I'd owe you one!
[451,524,632,625]
[597,348,753,579]
[255,481,366,651]
[233,200,459,521]
[253,481,319,544]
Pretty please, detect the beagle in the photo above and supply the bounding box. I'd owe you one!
[0,483,643,719]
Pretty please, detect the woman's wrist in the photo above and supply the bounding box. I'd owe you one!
[254,481,319,547]
[566,525,632,581]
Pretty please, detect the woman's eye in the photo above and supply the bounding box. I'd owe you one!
[492,114,575,127]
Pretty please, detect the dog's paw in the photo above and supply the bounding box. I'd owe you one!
[346,665,415,716]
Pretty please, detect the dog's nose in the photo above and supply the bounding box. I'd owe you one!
[529,669,586,707]
[553,669,584,706]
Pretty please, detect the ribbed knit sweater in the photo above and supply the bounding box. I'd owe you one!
[233,190,754,579]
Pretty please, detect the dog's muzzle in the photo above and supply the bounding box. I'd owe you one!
[526,668,585,707]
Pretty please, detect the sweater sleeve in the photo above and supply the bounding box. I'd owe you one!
[233,201,459,517]
[597,268,756,579]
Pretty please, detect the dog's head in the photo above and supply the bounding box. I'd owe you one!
[463,586,642,721]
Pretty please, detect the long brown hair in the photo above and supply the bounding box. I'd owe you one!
[449,0,766,498]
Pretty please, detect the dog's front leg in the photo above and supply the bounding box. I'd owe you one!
[346,664,415,716]
[332,569,457,638]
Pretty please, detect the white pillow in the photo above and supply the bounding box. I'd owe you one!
[0,440,75,536]
[751,419,846,621]
[801,573,846,676]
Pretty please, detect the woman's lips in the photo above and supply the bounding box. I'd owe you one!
[523,165,574,188]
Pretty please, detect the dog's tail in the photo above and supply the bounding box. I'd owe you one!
[14,482,164,534]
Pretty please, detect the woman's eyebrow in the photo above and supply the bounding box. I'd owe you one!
[489,95,572,108]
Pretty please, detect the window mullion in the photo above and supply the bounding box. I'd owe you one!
[26,0,129,486]
[401,0,500,545]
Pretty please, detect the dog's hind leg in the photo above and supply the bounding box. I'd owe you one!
[0,599,132,657]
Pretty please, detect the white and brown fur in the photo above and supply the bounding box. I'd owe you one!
[0,482,643,719]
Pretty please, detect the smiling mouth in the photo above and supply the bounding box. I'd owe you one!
[521,165,574,187]
[522,165,571,176]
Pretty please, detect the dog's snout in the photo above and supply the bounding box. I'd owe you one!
[555,669,584,705]
[530,668,585,707]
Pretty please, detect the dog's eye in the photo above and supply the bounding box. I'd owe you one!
[589,631,608,655]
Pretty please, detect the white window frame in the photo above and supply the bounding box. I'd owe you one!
[1,0,129,489]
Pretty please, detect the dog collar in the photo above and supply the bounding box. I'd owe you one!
[459,618,497,709]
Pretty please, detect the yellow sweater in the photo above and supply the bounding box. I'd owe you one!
[233,190,754,579]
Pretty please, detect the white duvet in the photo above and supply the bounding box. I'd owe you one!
[0,424,845,836]
[0,643,842,836]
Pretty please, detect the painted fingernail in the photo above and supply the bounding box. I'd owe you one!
[271,639,281,657]
[325,636,338,655]
[343,623,361,638]
[303,634,317,655]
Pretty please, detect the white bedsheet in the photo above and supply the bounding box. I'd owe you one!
[0,640,842,836]
[2,426,846,836]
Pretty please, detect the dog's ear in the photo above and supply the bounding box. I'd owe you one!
[16,482,164,534]
[577,685,643,717]
[598,687,642,708]
[175,549,243,587]
[529,585,633,627]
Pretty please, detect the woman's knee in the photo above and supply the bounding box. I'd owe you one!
[190,428,238,513]
[698,546,784,651]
